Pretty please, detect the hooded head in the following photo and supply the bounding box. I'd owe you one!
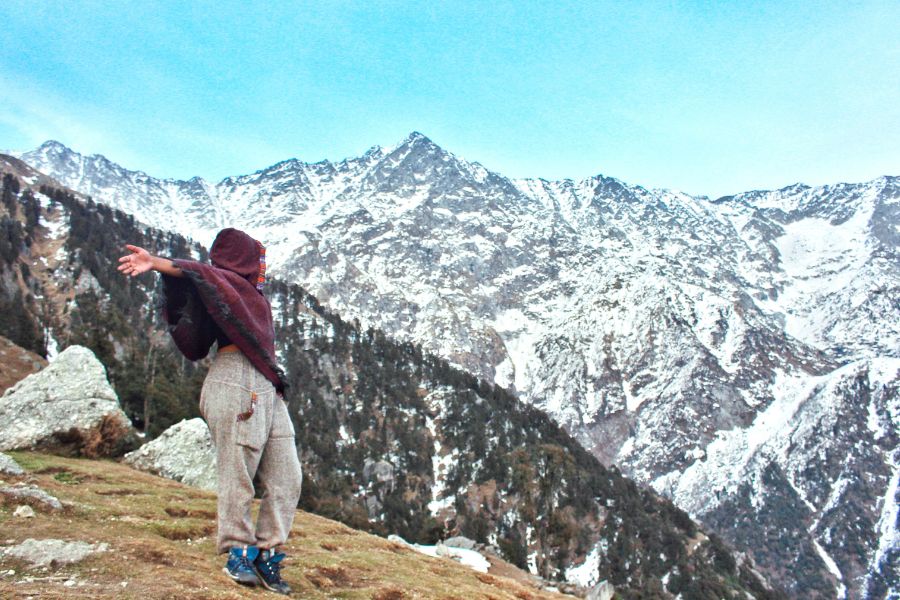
[210,228,266,292]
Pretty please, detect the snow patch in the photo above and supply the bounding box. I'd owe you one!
[564,545,601,587]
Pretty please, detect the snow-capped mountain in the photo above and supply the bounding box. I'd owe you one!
[0,164,779,598]
[15,134,899,598]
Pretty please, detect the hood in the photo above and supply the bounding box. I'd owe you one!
[209,228,266,292]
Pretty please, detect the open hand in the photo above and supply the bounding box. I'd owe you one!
[118,244,153,277]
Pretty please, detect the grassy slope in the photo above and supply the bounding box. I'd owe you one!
[0,452,571,600]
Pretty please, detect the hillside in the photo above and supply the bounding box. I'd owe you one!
[0,450,568,599]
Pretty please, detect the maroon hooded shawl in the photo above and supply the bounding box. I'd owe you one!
[161,228,286,394]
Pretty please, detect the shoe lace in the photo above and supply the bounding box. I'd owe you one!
[259,553,283,580]
[237,555,255,571]
[229,551,255,573]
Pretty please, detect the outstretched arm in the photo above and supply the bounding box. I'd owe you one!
[118,244,184,278]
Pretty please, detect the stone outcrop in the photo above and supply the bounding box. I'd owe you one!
[0,483,63,511]
[2,539,108,569]
[587,581,615,600]
[0,453,23,476]
[363,458,395,484]
[443,535,477,550]
[0,345,137,457]
[123,418,216,491]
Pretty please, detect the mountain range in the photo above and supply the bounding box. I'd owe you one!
[10,134,899,598]
[0,155,781,599]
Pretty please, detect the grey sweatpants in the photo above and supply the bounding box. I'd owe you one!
[200,349,303,554]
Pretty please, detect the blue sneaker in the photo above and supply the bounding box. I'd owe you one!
[254,548,291,595]
[224,545,260,586]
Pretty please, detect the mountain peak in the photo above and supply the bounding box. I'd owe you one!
[362,144,384,158]
[405,130,432,143]
[37,140,75,155]
[396,131,441,152]
[377,131,450,165]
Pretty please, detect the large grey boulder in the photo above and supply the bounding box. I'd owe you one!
[124,418,216,491]
[0,346,137,457]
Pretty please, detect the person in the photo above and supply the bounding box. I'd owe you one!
[118,228,303,595]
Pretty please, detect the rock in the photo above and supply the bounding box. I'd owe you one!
[13,505,35,518]
[123,418,216,490]
[2,538,108,568]
[443,535,477,550]
[0,453,23,476]
[587,580,615,600]
[386,534,409,547]
[0,483,63,511]
[0,346,137,457]
[360,458,394,518]
[363,458,394,484]
[364,494,382,518]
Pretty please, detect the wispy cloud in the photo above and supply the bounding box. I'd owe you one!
[0,69,147,167]
[0,68,289,181]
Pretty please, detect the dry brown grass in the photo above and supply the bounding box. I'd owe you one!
[0,451,571,599]
[373,587,406,599]
[80,413,137,458]
[0,334,46,394]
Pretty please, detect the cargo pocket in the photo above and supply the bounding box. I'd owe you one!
[235,390,266,450]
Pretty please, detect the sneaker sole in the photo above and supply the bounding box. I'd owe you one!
[254,568,291,594]
[223,566,260,586]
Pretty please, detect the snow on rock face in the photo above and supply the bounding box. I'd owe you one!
[0,345,136,456]
[656,358,900,598]
[386,534,491,573]
[17,136,900,596]
[565,545,602,588]
[123,418,216,491]
[720,177,900,359]
[424,388,458,515]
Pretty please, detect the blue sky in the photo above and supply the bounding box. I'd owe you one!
[1,1,898,198]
